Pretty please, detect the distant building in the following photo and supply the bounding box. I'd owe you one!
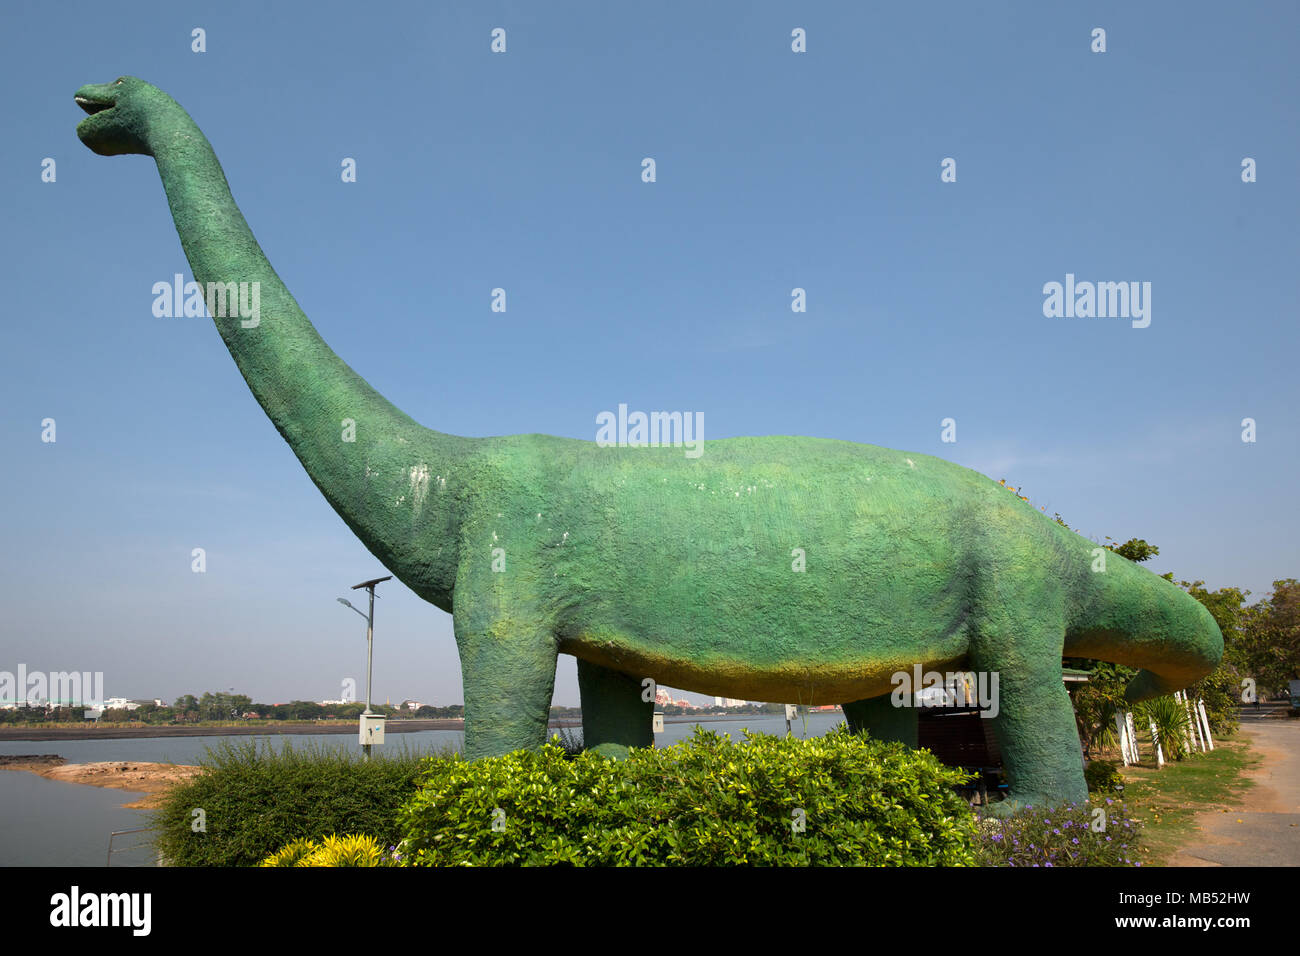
[400,699,422,711]
[103,697,140,711]
[655,688,674,707]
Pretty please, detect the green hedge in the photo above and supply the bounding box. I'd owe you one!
[151,740,434,866]
[397,726,978,865]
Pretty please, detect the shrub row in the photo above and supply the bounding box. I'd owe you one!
[396,726,979,866]
[151,740,435,867]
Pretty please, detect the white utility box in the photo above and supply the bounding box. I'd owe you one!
[359,714,386,746]
[652,712,664,733]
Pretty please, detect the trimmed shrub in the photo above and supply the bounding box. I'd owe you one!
[151,740,436,866]
[396,726,978,866]
[1083,759,1123,793]
[975,797,1144,867]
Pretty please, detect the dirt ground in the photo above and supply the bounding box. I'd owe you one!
[1168,712,1300,867]
[0,756,201,809]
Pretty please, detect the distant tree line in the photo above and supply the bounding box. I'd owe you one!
[3,692,797,725]
[0,692,466,725]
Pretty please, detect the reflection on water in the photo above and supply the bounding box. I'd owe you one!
[0,711,844,865]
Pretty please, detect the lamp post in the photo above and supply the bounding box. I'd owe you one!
[337,575,393,758]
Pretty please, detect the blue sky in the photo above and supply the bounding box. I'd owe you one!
[2,1,1296,707]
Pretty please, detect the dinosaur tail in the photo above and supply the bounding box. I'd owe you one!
[1064,550,1223,704]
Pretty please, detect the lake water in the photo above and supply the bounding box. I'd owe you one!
[0,712,844,866]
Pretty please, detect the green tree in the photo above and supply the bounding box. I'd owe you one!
[1236,579,1300,696]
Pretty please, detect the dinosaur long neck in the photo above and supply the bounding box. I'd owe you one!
[148,101,467,609]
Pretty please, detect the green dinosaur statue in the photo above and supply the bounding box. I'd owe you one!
[75,77,1222,810]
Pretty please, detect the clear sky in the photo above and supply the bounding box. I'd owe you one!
[2,1,1296,707]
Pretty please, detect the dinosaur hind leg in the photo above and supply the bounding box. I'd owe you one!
[577,659,654,758]
[843,694,918,747]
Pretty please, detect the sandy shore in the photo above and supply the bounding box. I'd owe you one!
[0,755,201,809]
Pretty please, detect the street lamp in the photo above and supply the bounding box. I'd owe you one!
[337,575,392,758]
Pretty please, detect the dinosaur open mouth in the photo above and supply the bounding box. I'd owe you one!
[75,95,113,116]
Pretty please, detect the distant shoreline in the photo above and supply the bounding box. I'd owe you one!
[0,719,465,742]
[0,712,803,743]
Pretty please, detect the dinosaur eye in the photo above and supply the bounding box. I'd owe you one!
[114,78,124,85]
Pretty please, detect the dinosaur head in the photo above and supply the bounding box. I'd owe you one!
[75,76,167,156]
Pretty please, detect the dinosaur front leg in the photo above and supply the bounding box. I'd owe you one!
[455,625,559,761]
[970,631,1088,815]
[576,659,654,758]
[843,694,918,747]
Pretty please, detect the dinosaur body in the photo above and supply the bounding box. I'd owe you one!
[75,78,1223,810]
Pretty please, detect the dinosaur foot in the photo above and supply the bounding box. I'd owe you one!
[979,794,1065,819]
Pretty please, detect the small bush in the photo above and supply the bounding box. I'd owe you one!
[258,837,318,867]
[548,725,585,757]
[975,798,1144,867]
[259,833,392,867]
[152,740,437,866]
[1083,759,1123,793]
[397,726,978,866]
[1139,696,1192,761]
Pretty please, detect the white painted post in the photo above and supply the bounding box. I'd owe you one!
[1126,711,1140,762]
[1198,699,1215,751]
[1149,719,1165,768]
[1187,694,1205,752]
[1115,711,1131,766]
[1175,692,1196,752]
